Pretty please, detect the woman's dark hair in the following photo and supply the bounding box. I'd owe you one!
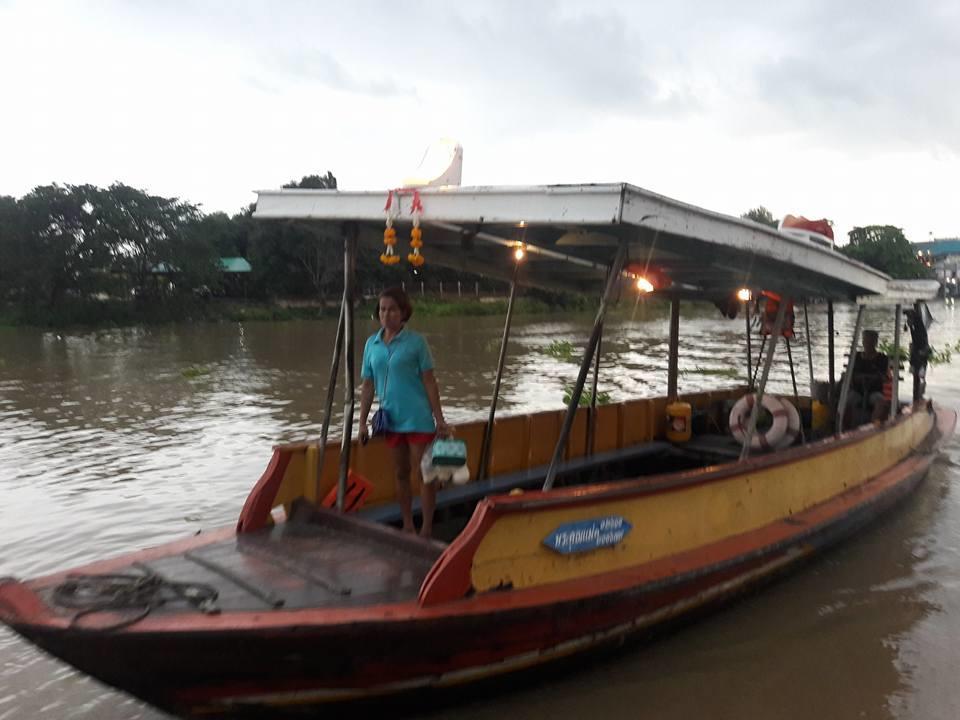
[376,286,413,322]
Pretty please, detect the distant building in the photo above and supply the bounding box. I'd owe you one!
[910,238,960,297]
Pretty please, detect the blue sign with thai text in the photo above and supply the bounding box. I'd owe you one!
[542,515,632,555]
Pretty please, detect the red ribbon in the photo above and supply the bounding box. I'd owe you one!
[410,189,424,214]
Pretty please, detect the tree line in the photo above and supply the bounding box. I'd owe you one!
[0,173,505,325]
[740,206,931,279]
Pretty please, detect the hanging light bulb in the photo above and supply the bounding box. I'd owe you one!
[514,244,525,261]
[737,288,752,302]
[636,276,654,293]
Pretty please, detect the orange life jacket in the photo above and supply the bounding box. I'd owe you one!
[760,291,795,338]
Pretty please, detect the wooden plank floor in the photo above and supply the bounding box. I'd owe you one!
[130,508,444,614]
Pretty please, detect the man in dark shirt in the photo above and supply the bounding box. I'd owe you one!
[847,329,889,422]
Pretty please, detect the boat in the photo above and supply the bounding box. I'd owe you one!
[0,183,954,717]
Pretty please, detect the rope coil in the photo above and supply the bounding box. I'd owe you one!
[52,569,220,631]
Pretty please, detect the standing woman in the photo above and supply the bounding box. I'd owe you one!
[358,287,450,537]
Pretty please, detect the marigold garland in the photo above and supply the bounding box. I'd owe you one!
[407,190,425,266]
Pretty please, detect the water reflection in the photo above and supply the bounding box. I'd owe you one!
[0,301,958,720]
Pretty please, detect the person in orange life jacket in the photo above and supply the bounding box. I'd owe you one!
[358,287,450,537]
[846,329,890,423]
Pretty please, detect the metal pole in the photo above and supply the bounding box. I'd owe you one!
[827,300,836,393]
[739,298,788,461]
[587,322,603,455]
[543,242,627,491]
[315,299,345,500]
[835,304,865,434]
[890,304,902,421]
[478,259,521,481]
[802,300,815,399]
[336,227,358,511]
[745,300,753,390]
[667,297,680,400]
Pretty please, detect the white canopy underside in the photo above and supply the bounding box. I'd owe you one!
[254,183,899,300]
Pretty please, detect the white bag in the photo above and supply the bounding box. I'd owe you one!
[420,441,470,486]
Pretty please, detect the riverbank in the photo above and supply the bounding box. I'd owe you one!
[0,294,599,329]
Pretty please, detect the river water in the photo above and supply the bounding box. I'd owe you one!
[1,301,958,720]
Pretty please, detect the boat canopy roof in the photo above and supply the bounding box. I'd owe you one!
[254,183,891,300]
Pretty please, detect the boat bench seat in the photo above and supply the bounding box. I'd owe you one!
[360,440,673,525]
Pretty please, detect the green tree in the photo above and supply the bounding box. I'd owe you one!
[283,172,337,190]
[840,225,931,279]
[0,195,24,301]
[16,184,113,308]
[247,173,343,303]
[741,206,778,228]
[91,183,213,298]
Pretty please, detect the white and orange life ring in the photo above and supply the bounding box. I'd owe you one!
[729,394,797,451]
[773,397,801,450]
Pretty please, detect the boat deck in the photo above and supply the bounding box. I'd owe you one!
[44,504,444,616]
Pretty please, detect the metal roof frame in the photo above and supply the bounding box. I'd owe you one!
[254,183,890,300]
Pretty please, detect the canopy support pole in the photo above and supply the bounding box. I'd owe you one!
[751,334,767,389]
[785,338,805,442]
[912,301,924,402]
[336,225,358,511]
[587,322,603,455]
[739,298,788,462]
[543,241,627,491]
[745,300,753,390]
[827,300,836,394]
[478,258,521,481]
[835,304,865,435]
[890,304,902,421]
[803,300,815,399]
[667,297,680,400]
[315,300,345,500]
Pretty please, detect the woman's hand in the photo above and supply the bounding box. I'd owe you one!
[358,420,370,445]
[435,418,452,437]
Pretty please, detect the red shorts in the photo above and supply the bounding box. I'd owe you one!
[385,431,436,448]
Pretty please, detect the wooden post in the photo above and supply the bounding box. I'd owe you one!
[827,300,836,393]
[667,297,680,400]
[912,301,923,402]
[315,300,345,500]
[336,226,358,511]
[890,304,902,420]
[802,300,815,399]
[478,259,521,481]
[587,323,603,455]
[543,242,627,491]
[835,304,865,434]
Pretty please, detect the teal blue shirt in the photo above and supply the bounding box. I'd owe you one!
[361,327,436,433]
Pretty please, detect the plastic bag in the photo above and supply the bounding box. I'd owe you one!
[420,440,470,486]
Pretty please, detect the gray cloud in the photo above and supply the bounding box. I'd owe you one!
[272,49,416,98]
[746,0,960,152]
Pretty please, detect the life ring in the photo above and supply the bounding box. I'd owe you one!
[729,394,788,451]
[773,398,801,449]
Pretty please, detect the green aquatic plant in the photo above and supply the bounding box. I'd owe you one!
[562,383,611,407]
[541,340,578,363]
[879,339,960,366]
[181,365,211,379]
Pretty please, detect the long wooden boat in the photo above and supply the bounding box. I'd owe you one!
[0,183,954,717]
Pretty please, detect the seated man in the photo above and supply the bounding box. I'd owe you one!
[847,329,890,423]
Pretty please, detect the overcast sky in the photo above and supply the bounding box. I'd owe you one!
[1,0,957,244]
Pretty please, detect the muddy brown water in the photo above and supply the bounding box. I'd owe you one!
[1,301,959,720]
